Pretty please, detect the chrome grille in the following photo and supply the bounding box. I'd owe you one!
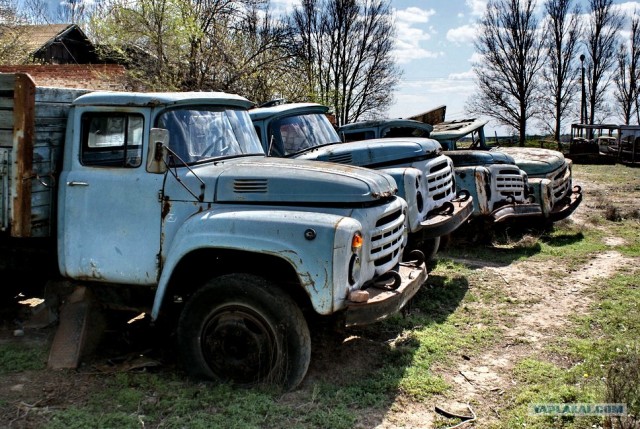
[426,157,455,202]
[550,163,572,203]
[495,166,526,200]
[370,207,404,272]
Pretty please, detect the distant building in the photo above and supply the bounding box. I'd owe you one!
[0,24,129,90]
[0,24,100,64]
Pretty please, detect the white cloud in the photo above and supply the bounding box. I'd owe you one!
[387,78,476,118]
[449,70,475,80]
[469,52,484,65]
[393,7,440,64]
[466,0,487,17]
[446,25,476,45]
[615,1,640,15]
[269,0,299,14]
[395,7,436,24]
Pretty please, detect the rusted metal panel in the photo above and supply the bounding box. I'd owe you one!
[11,73,36,237]
[48,285,104,369]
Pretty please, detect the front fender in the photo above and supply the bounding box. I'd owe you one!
[379,167,423,233]
[454,166,491,216]
[151,208,361,319]
[527,178,553,217]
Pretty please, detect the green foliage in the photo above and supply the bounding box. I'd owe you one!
[0,343,46,374]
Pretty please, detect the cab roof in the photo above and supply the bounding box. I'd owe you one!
[73,91,254,109]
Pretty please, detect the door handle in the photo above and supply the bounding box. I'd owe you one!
[67,181,89,187]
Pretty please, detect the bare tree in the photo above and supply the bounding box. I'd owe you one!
[468,0,544,146]
[0,0,32,64]
[18,0,92,24]
[613,12,640,125]
[228,6,307,103]
[56,0,90,24]
[290,0,327,103]
[538,0,582,141]
[584,0,624,126]
[290,0,401,126]
[20,0,50,23]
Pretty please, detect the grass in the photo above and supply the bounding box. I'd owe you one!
[499,271,640,429]
[0,342,47,374]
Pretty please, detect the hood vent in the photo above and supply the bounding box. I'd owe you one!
[328,153,353,164]
[234,179,268,193]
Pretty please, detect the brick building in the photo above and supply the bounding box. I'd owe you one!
[0,24,130,90]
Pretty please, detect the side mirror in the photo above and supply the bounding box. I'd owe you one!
[147,128,169,173]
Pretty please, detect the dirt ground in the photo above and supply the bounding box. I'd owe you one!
[1,165,639,429]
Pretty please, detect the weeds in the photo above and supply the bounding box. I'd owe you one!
[605,350,640,429]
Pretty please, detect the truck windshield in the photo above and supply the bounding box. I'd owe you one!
[271,113,341,156]
[158,107,264,165]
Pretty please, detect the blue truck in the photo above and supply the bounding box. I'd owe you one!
[0,73,426,391]
[249,102,473,261]
[428,118,582,222]
[339,117,581,224]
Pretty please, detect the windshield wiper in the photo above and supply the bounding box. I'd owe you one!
[163,146,206,202]
[292,141,341,156]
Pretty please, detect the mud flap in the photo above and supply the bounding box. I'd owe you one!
[48,285,104,369]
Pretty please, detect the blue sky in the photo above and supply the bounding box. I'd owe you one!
[48,0,640,135]
[386,0,640,135]
[273,0,640,136]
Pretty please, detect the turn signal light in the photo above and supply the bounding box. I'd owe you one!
[351,232,363,252]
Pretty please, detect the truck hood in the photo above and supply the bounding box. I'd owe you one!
[295,137,441,167]
[168,157,398,204]
[444,150,516,167]
[494,147,566,175]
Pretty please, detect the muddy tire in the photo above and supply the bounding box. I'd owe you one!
[177,273,311,391]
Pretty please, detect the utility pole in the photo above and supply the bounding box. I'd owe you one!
[580,54,586,125]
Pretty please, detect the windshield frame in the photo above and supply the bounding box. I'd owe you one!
[156,106,265,166]
[269,113,341,157]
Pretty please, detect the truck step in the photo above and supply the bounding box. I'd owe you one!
[47,286,103,369]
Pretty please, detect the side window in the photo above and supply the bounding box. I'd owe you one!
[81,113,144,167]
[342,130,374,142]
[383,126,429,138]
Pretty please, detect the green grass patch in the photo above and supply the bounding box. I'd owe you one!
[499,273,640,428]
[0,342,47,374]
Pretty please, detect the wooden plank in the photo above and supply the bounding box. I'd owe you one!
[34,131,65,147]
[0,147,8,231]
[35,86,91,104]
[0,110,14,130]
[0,98,14,109]
[11,73,36,237]
[0,129,12,144]
[0,73,17,89]
[34,103,72,119]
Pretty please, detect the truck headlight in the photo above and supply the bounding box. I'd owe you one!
[349,254,361,285]
[349,232,363,285]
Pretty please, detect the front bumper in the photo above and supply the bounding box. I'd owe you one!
[548,185,583,222]
[344,261,427,326]
[491,202,543,222]
[419,193,474,238]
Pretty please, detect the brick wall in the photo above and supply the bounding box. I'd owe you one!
[0,64,129,90]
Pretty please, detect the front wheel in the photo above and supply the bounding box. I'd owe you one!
[177,273,311,391]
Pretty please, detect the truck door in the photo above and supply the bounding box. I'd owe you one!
[58,111,162,284]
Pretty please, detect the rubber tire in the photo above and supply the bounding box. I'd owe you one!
[421,236,441,262]
[177,273,311,391]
